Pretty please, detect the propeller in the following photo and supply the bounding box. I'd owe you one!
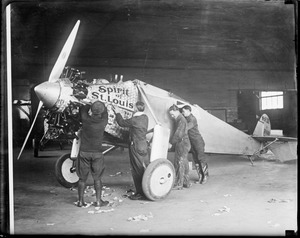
[49,20,80,83]
[16,20,81,160]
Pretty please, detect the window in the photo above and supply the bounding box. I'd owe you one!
[260,91,283,110]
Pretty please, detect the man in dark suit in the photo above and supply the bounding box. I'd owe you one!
[112,101,149,200]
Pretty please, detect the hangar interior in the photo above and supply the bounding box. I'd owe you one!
[2,0,298,236]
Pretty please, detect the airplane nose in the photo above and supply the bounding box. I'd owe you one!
[34,82,60,108]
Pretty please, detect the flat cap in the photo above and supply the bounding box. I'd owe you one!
[91,101,105,115]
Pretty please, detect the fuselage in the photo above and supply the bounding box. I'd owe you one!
[35,78,262,156]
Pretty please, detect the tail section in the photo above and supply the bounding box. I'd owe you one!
[253,114,271,136]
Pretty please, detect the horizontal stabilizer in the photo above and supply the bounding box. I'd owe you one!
[268,140,297,162]
[252,136,297,142]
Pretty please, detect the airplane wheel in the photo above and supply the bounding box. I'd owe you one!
[142,159,175,201]
[55,153,79,188]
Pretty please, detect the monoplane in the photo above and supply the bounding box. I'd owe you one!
[17,20,297,201]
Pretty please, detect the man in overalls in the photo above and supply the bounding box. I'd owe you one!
[181,105,208,184]
[168,104,192,189]
[113,101,149,200]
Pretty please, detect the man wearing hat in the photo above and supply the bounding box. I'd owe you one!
[75,100,109,208]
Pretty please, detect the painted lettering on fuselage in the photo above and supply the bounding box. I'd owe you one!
[86,81,139,139]
[87,82,138,111]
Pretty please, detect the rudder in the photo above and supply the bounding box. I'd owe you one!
[253,114,271,136]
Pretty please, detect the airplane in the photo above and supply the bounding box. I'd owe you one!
[16,20,298,201]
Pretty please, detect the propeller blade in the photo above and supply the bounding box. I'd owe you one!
[17,101,43,160]
[48,20,80,83]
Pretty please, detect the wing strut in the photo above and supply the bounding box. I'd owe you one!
[249,138,279,165]
[136,83,160,125]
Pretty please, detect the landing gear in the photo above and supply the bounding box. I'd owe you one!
[142,159,175,201]
[55,153,79,188]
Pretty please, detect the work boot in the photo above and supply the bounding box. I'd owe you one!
[200,163,209,184]
[129,193,146,200]
[183,182,192,188]
[195,164,203,184]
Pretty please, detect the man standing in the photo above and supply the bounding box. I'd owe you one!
[181,105,208,184]
[112,101,149,200]
[75,101,109,208]
[168,104,192,190]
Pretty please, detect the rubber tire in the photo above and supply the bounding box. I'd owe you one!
[55,153,79,188]
[142,159,175,201]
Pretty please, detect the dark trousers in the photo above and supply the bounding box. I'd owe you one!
[174,137,191,187]
[190,136,206,166]
[76,151,105,182]
[76,151,105,204]
[129,143,149,195]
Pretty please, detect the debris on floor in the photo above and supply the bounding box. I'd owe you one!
[113,196,123,202]
[75,186,112,197]
[213,206,230,216]
[102,191,112,197]
[122,189,135,198]
[103,185,110,190]
[223,194,232,197]
[84,186,96,196]
[103,186,115,197]
[88,208,115,214]
[127,212,154,222]
[49,189,57,195]
[218,206,230,212]
[267,198,293,203]
[108,197,123,208]
[140,201,149,204]
[267,220,281,228]
[109,171,122,177]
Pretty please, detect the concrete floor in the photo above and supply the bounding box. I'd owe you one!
[12,144,297,236]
